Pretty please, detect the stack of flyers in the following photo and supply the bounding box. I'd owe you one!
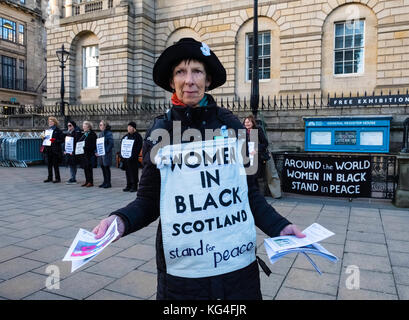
[63,218,119,272]
[264,223,338,275]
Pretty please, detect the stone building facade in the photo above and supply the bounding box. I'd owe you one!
[46,0,155,105]
[0,0,47,109]
[45,0,409,105]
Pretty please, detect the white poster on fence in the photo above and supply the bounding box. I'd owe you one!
[75,141,85,155]
[42,129,53,146]
[96,137,105,156]
[121,138,134,159]
[65,136,74,154]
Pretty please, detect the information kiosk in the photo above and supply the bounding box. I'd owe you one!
[304,116,392,153]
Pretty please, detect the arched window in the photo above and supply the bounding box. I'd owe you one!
[1,18,16,42]
[82,45,99,88]
[70,31,100,104]
[334,20,365,75]
[246,31,271,81]
[235,17,280,98]
[322,4,377,94]
[166,27,201,47]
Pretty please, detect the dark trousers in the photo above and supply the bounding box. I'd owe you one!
[101,165,111,185]
[84,163,93,184]
[156,260,262,300]
[253,159,266,190]
[47,155,60,180]
[125,160,139,189]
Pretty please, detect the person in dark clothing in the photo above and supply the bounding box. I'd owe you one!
[64,120,82,185]
[96,120,114,188]
[78,121,97,187]
[243,114,269,189]
[120,121,143,192]
[92,38,305,300]
[43,116,63,183]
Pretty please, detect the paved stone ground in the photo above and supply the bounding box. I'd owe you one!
[0,165,408,300]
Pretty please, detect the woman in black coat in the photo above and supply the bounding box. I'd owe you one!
[120,121,143,192]
[64,120,82,184]
[96,120,114,188]
[92,38,305,300]
[78,121,97,187]
[243,114,270,188]
[43,116,63,183]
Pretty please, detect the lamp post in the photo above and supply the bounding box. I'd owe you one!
[250,0,259,119]
[56,44,70,128]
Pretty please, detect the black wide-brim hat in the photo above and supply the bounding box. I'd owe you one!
[153,38,226,92]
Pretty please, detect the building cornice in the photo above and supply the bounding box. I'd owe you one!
[0,0,43,20]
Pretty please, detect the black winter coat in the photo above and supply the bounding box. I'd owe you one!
[110,94,291,300]
[97,129,114,167]
[43,126,64,162]
[78,130,97,168]
[64,127,82,166]
[257,127,269,161]
[120,131,143,165]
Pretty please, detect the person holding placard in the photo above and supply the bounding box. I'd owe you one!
[77,121,97,187]
[120,121,143,192]
[43,116,63,183]
[64,120,82,185]
[243,115,269,190]
[96,120,114,188]
[92,38,304,300]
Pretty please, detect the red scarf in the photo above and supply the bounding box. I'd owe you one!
[171,93,186,107]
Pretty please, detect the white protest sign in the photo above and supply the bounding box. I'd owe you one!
[96,137,105,156]
[121,138,134,159]
[248,141,255,166]
[65,136,74,154]
[75,141,85,155]
[42,129,54,146]
[156,138,256,278]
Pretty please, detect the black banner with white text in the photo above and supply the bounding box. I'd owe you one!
[282,155,372,198]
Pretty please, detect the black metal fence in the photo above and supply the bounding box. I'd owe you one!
[272,153,398,200]
[3,89,409,116]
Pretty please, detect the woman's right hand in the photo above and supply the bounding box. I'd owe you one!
[92,215,125,241]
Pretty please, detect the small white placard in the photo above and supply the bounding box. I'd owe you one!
[75,141,85,155]
[65,136,74,154]
[96,137,105,156]
[42,129,54,146]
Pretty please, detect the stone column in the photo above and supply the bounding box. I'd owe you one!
[65,0,73,17]
[394,153,409,208]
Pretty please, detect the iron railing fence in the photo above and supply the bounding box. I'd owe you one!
[2,89,408,117]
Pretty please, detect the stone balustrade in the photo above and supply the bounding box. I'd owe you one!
[65,0,115,17]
